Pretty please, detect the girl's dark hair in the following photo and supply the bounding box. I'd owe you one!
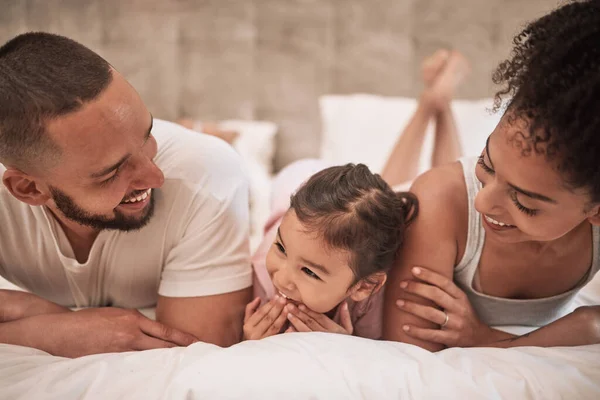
[0,32,112,169]
[492,0,600,202]
[290,163,418,283]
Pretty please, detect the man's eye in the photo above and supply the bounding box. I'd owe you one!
[99,169,121,187]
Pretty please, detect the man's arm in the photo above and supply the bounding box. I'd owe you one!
[156,288,252,347]
[0,289,70,323]
[0,307,197,358]
[383,165,465,351]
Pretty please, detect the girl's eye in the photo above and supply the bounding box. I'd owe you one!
[477,155,495,175]
[510,191,538,217]
[302,267,321,281]
[274,241,286,255]
[100,169,121,187]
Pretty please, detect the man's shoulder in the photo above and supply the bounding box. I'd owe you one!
[152,119,248,198]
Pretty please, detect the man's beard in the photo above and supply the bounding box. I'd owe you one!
[49,186,155,232]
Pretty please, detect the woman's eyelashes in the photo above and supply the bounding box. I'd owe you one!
[477,154,495,175]
[510,191,538,216]
[477,154,538,217]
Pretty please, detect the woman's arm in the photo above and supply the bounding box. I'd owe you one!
[383,165,466,351]
[489,306,600,348]
[397,267,600,348]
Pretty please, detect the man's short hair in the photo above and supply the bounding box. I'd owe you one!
[0,32,113,170]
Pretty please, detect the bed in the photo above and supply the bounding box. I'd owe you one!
[0,95,599,399]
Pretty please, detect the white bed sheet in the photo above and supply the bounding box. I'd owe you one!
[0,334,598,400]
[1,252,599,399]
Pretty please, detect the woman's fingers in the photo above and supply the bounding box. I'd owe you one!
[400,280,456,311]
[396,299,450,326]
[402,324,455,346]
[411,266,464,299]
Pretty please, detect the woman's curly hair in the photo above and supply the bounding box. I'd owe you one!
[492,0,600,202]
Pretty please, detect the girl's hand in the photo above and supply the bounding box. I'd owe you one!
[396,266,494,347]
[243,295,289,340]
[286,302,353,335]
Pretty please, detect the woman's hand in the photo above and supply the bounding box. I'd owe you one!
[396,266,495,347]
[242,296,289,340]
[286,302,353,335]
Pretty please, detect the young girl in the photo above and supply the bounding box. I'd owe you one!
[244,50,470,340]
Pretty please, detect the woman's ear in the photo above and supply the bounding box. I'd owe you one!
[349,272,387,302]
[2,168,50,206]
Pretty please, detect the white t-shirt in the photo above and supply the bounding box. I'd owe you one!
[0,119,252,308]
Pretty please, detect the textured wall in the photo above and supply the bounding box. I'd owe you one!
[1,0,558,169]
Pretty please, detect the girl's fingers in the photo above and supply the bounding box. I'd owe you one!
[244,297,261,322]
[339,302,354,334]
[287,312,312,332]
[253,296,287,332]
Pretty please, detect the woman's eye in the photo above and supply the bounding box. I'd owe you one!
[510,191,538,217]
[302,267,321,281]
[477,155,495,175]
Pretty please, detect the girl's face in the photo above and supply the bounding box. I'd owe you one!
[474,115,600,244]
[265,210,360,314]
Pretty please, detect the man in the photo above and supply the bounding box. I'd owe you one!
[0,33,253,357]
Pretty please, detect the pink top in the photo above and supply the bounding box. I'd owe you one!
[251,209,384,340]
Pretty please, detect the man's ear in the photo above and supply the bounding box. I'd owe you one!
[2,169,50,206]
[349,272,387,302]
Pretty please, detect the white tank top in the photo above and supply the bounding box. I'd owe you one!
[454,157,600,326]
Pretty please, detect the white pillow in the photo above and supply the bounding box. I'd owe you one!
[319,94,502,174]
[193,120,277,251]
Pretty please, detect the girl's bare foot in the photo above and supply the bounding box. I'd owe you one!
[421,49,450,87]
[424,51,471,110]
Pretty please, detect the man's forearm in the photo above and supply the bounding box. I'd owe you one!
[0,290,71,323]
[0,313,62,353]
[486,306,600,348]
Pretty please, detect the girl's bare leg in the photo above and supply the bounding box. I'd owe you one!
[429,52,470,167]
[381,50,449,187]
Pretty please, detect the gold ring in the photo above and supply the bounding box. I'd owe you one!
[440,312,449,328]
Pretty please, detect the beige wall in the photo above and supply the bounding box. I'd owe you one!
[1,0,558,169]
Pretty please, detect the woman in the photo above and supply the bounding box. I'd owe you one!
[382,0,600,350]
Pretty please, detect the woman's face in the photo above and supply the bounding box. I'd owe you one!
[474,115,600,244]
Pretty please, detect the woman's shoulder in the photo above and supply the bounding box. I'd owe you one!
[411,161,468,212]
[409,161,470,262]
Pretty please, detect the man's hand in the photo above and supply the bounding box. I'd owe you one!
[0,307,198,358]
[242,296,289,340]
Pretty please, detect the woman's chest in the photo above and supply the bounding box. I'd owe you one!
[477,234,593,299]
